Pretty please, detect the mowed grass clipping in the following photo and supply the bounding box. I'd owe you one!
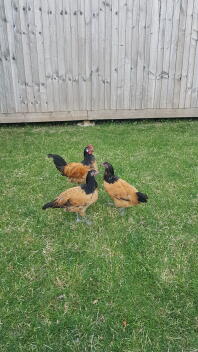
[0,119,197,352]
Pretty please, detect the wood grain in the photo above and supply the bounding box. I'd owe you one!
[0,0,197,120]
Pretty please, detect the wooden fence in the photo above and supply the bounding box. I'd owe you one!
[0,0,198,123]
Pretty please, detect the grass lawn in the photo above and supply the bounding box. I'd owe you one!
[0,119,197,352]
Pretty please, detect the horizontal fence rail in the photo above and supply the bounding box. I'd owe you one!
[0,0,198,122]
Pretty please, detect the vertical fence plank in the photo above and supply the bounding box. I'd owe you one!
[173,0,188,108]
[11,0,28,111]
[33,0,48,112]
[191,47,198,107]
[111,0,119,109]
[4,0,20,112]
[0,0,15,112]
[190,2,198,107]
[142,0,153,108]
[55,0,66,111]
[154,0,167,108]
[191,44,198,107]
[78,0,87,110]
[70,0,79,110]
[63,0,73,110]
[130,0,139,109]
[48,0,60,111]
[91,0,99,109]
[166,0,181,108]
[123,0,133,109]
[185,0,198,107]
[136,0,147,108]
[117,0,127,109]
[19,0,36,112]
[84,0,92,110]
[41,0,54,111]
[179,0,194,108]
[147,0,160,108]
[0,23,7,112]
[104,0,112,109]
[160,0,174,108]
[98,0,105,109]
[27,0,42,112]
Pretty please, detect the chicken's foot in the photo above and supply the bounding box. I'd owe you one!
[76,213,83,223]
[76,213,92,225]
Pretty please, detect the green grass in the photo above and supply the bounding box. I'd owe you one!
[0,119,197,352]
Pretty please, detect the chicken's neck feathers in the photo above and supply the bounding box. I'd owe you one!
[104,166,119,184]
[82,153,95,166]
[81,174,97,194]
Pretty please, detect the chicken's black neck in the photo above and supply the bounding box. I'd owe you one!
[81,173,97,194]
[82,153,95,166]
[104,166,119,184]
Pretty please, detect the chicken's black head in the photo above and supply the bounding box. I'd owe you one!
[102,162,114,173]
[102,162,118,183]
[82,169,98,193]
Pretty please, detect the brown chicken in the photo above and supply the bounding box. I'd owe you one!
[48,144,97,184]
[102,162,148,215]
[42,169,98,223]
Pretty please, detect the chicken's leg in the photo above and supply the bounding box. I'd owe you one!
[76,213,92,225]
[119,208,126,216]
[76,213,83,223]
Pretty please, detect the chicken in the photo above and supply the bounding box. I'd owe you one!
[48,144,97,184]
[102,162,148,215]
[42,169,98,223]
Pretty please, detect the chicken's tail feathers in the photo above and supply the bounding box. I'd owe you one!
[48,154,67,174]
[42,201,55,210]
[136,192,148,203]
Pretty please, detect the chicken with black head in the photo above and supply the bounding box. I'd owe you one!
[48,144,97,184]
[42,169,98,224]
[102,162,148,215]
